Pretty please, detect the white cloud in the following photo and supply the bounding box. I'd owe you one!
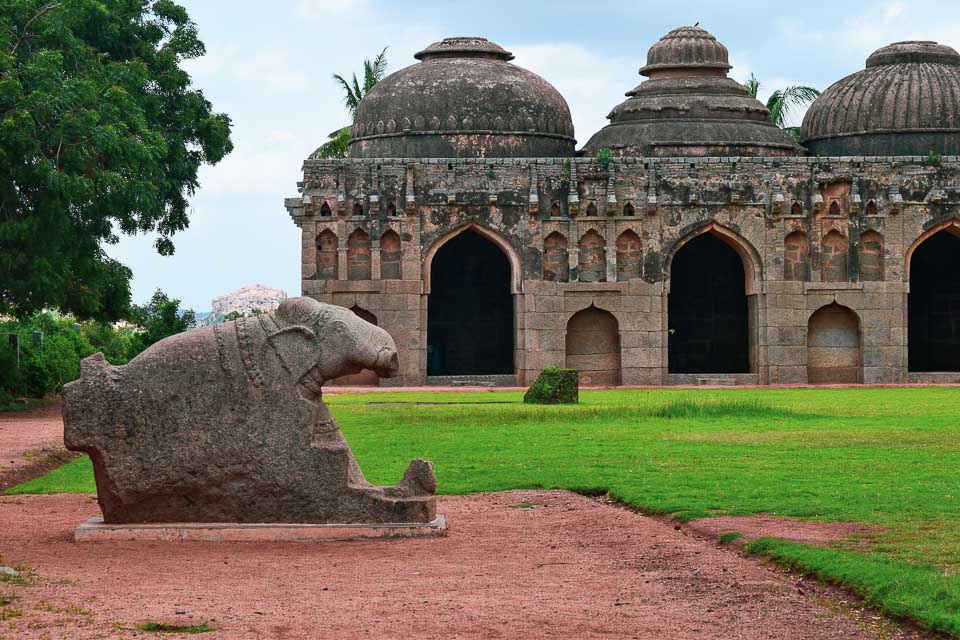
[511,43,635,147]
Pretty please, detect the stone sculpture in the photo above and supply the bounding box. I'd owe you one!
[63,297,436,525]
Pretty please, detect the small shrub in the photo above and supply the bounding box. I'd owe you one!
[524,367,578,404]
[926,150,942,167]
[596,147,613,171]
[718,532,743,545]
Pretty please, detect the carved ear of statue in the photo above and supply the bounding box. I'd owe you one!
[274,297,323,328]
[266,326,322,383]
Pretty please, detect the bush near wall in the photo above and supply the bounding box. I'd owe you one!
[524,367,579,404]
[0,290,195,403]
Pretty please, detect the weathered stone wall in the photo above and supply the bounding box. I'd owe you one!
[285,155,960,386]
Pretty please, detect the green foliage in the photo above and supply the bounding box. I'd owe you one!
[0,289,192,399]
[524,366,578,404]
[718,532,743,545]
[595,147,613,171]
[486,165,497,180]
[314,126,351,159]
[313,47,388,159]
[127,289,195,351]
[745,538,960,636]
[0,1,232,321]
[927,150,943,167]
[742,74,820,139]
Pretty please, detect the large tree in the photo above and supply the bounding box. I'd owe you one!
[0,1,232,321]
[313,47,387,159]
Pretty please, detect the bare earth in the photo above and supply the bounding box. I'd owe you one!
[0,400,71,491]
[0,490,933,640]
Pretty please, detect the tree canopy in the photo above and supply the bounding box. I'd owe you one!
[0,1,232,321]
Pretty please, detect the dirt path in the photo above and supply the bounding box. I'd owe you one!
[0,400,74,491]
[0,490,932,639]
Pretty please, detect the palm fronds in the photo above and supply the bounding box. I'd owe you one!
[743,74,820,130]
[318,48,389,159]
[766,85,821,128]
[743,73,761,99]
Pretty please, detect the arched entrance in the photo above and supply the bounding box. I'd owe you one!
[807,303,861,384]
[565,306,621,385]
[427,229,513,376]
[329,306,381,386]
[909,228,960,371]
[668,233,750,373]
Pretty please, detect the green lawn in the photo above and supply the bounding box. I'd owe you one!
[7,387,960,634]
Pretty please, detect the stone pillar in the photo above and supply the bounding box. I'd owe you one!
[337,219,348,281]
[371,235,381,280]
[605,222,618,284]
[301,220,317,285]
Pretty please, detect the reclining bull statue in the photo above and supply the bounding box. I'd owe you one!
[63,297,436,524]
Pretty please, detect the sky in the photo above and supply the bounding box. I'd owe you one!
[107,0,960,311]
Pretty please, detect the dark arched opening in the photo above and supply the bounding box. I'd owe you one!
[427,230,513,376]
[909,230,960,371]
[668,233,749,373]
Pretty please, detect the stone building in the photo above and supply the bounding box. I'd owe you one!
[285,29,960,386]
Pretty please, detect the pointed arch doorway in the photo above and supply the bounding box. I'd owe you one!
[426,229,514,376]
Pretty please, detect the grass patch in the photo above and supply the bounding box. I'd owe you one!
[5,456,93,495]
[0,607,22,621]
[510,502,538,509]
[746,538,960,636]
[0,593,16,606]
[139,622,216,634]
[12,387,960,632]
[648,398,792,419]
[718,532,743,545]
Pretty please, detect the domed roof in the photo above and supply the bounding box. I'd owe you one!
[583,26,803,156]
[640,25,731,75]
[582,26,802,157]
[801,41,960,156]
[346,37,575,158]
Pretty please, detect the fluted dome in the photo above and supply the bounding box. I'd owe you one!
[801,41,960,156]
[346,37,575,158]
[582,26,802,157]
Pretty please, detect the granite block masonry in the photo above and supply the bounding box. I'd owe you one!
[63,297,437,525]
[288,31,960,387]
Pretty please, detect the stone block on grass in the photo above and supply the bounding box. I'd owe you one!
[524,367,579,404]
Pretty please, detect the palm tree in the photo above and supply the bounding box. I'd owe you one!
[314,48,389,159]
[743,74,820,141]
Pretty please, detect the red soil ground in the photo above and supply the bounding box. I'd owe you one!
[0,400,73,492]
[0,490,933,640]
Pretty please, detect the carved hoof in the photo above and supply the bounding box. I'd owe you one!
[401,458,436,496]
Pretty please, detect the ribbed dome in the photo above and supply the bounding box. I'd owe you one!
[801,41,960,156]
[640,25,731,75]
[346,37,575,159]
[582,26,802,157]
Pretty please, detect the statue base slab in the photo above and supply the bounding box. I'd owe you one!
[75,515,446,543]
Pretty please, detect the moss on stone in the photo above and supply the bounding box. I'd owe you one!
[523,367,578,404]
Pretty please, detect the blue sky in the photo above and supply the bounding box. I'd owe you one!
[107,0,960,310]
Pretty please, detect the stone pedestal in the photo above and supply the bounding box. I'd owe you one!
[75,515,447,543]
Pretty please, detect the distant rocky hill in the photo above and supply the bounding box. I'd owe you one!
[202,285,288,325]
